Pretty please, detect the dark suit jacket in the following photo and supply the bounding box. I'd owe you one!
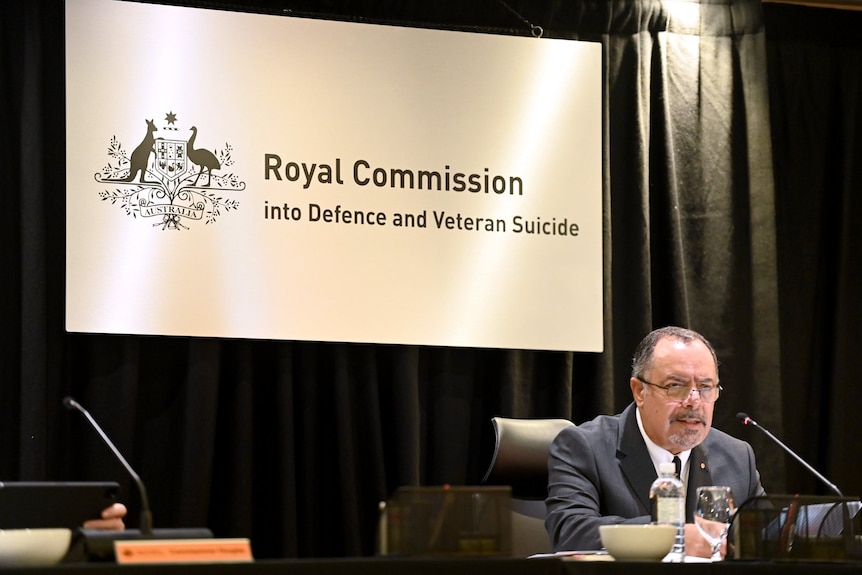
[545,402,765,552]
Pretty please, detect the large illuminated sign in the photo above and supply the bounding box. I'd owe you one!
[66,0,603,352]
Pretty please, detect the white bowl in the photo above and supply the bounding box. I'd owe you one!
[599,524,676,561]
[0,528,72,567]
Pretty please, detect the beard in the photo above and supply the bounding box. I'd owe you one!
[667,409,708,449]
[668,427,705,449]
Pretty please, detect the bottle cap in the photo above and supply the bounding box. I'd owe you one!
[659,461,676,475]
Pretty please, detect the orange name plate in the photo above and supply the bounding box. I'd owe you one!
[115,538,253,564]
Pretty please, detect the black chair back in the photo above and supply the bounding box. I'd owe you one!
[482,416,574,556]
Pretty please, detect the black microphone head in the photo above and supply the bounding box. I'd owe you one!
[737,412,752,425]
[62,396,79,410]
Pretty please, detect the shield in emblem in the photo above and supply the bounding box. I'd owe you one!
[154,139,189,182]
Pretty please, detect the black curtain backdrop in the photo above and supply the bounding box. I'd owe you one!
[763,3,862,505]
[1,0,860,559]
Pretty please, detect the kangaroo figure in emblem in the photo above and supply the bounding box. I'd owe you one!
[124,119,158,183]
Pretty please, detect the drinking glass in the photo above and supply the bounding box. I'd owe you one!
[694,486,736,561]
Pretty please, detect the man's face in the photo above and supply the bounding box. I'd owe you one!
[630,336,717,454]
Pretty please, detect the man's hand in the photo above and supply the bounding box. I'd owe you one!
[82,502,127,531]
[683,523,725,559]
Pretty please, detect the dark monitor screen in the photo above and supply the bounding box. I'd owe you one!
[0,481,119,530]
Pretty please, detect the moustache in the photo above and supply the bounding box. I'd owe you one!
[671,410,707,425]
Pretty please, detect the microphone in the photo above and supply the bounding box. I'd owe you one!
[63,397,213,561]
[737,412,842,497]
[63,397,153,534]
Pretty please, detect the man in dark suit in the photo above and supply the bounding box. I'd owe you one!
[546,326,765,558]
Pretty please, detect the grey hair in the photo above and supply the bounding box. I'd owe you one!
[630,326,719,381]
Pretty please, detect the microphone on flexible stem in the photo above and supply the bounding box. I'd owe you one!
[737,411,843,497]
[63,397,153,535]
[62,398,213,561]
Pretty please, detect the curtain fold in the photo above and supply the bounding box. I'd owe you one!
[3,0,858,559]
[764,2,862,498]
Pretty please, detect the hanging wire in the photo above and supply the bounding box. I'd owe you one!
[192,1,545,38]
[495,0,544,37]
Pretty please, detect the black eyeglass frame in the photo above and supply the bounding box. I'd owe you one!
[636,378,723,403]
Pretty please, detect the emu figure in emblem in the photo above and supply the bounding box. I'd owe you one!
[187,126,220,187]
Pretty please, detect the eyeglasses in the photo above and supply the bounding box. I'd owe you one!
[637,378,722,403]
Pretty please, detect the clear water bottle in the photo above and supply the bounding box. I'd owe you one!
[649,461,685,562]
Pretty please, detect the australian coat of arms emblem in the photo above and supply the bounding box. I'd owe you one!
[96,113,245,230]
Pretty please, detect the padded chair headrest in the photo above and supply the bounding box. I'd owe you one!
[481,416,574,499]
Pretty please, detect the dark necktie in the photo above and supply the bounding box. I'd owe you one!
[673,455,682,478]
